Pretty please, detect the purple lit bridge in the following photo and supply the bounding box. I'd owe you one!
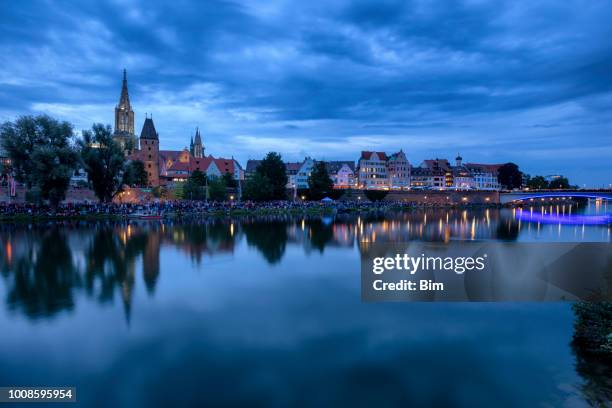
[500,190,612,205]
[501,190,612,225]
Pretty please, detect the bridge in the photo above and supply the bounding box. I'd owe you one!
[500,190,612,205]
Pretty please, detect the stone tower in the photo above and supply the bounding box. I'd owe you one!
[140,116,160,186]
[193,127,204,158]
[113,69,136,151]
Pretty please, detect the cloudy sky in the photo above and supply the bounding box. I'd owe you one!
[1,0,611,186]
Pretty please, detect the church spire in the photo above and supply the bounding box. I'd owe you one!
[118,68,131,109]
[193,127,203,158]
[113,69,136,151]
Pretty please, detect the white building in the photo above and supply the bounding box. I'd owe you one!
[465,163,501,190]
[326,161,357,189]
[358,151,389,189]
[387,150,410,189]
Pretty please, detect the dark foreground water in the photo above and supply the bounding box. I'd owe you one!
[0,203,611,407]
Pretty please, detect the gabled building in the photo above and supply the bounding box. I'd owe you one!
[358,151,388,189]
[325,161,356,189]
[387,150,410,189]
[420,159,453,188]
[116,70,243,187]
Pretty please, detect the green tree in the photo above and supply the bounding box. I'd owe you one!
[79,124,127,203]
[526,175,549,190]
[497,162,523,190]
[549,176,570,189]
[222,171,238,188]
[242,172,273,202]
[124,160,148,187]
[307,161,334,200]
[364,190,388,202]
[257,152,288,200]
[190,170,207,186]
[183,170,207,200]
[0,115,79,206]
[207,176,226,201]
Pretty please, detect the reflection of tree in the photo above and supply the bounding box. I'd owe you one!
[3,228,81,318]
[495,219,519,241]
[242,220,288,264]
[307,220,334,253]
[169,221,236,264]
[84,227,149,322]
[571,302,612,406]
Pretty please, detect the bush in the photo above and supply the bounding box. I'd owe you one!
[572,302,612,355]
[364,190,388,202]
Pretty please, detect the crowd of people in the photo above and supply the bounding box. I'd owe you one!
[0,199,443,218]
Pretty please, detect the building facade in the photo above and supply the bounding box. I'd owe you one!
[387,150,410,189]
[325,161,356,189]
[358,151,388,189]
[113,69,137,151]
[115,70,242,187]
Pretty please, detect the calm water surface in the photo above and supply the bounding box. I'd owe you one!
[0,203,611,407]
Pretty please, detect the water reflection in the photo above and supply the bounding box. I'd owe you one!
[0,203,611,406]
[0,204,609,321]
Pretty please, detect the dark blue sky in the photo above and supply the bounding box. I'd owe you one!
[1,0,611,186]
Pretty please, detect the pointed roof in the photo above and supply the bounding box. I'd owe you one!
[140,117,158,140]
[194,127,202,145]
[118,69,131,109]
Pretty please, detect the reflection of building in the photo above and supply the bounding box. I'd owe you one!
[113,70,243,187]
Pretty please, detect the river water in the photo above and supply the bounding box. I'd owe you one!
[0,202,610,407]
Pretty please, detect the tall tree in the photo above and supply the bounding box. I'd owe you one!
[124,160,148,187]
[497,162,523,190]
[222,171,238,188]
[0,115,78,206]
[242,172,273,202]
[257,152,288,200]
[207,176,227,201]
[79,124,127,203]
[526,175,549,190]
[183,170,207,200]
[549,176,570,189]
[308,161,334,200]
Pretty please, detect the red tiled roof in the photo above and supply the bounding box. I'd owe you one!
[360,151,388,161]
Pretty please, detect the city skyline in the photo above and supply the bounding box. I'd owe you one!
[1,1,611,186]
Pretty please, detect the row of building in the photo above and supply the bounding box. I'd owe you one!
[112,70,244,187]
[38,70,499,193]
[245,153,502,191]
[109,70,502,191]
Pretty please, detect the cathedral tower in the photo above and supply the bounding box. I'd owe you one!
[113,69,136,151]
[193,127,204,158]
[140,115,160,187]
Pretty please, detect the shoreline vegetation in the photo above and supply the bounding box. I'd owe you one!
[0,200,506,222]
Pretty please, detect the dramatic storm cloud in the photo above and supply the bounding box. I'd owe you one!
[0,0,611,185]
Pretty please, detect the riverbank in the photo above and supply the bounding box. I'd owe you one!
[0,201,505,221]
